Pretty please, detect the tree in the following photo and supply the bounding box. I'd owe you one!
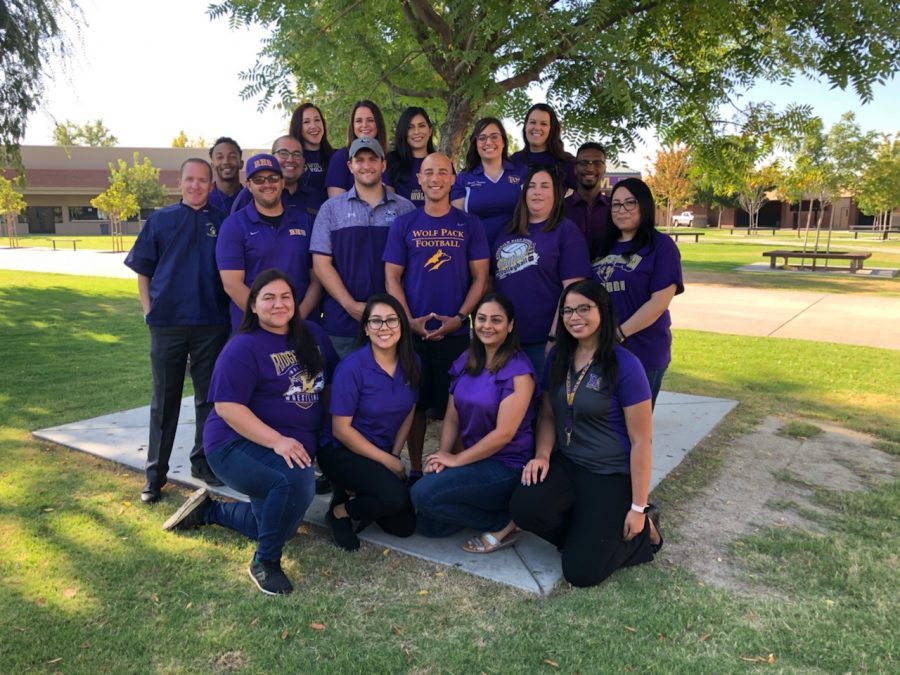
[52,119,119,147]
[91,171,139,252]
[209,0,900,160]
[171,131,210,148]
[856,134,900,231]
[737,163,781,232]
[111,152,167,212]
[1,1,81,169]
[0,175,27,247]
[645,146,695,231]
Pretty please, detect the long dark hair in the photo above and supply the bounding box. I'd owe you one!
[463,117,510,172]
[464,293,522,375]
[346,100,387,151]
[386,107,436,187]
[238,268,324,376]
[522,103,573,164]
[596,177,659,260]
[356,293,420,389]
[509,165,565,235]
[549,280,618,391]
[289,102,334,175]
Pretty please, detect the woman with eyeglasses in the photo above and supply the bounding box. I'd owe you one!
[384,107,437,208]
[492,166,591,375]
[289,102,334,206]
[592,178,683,406]
[451,117,528,246]
[410,293,538,554]
[509,103,577,191]
[510,279,662,588]
[325,100,389,198]
[316,294,420,551]
[162,269,339,595]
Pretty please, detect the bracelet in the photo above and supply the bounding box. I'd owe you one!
[616,326,626,343]
[631,502,649,514]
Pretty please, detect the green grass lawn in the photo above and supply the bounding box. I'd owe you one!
[9,234,139,251]
[1,270,898,673]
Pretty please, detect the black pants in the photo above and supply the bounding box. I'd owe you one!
[510,452,653,587]
[147,324,229,486]
[414,333,469,415]
[317,442,415,537]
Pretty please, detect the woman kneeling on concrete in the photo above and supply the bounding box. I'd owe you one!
[410,293,538,553]
[510,279,662,587]
[163,269,338,596]
[317,294,420,551]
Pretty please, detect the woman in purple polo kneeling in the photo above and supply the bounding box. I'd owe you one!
[410,293,538,554]
[162,269,338,596]
[317,293,420,551]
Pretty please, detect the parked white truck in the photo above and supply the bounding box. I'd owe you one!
[671,211,694,226]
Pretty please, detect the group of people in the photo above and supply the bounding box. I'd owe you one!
[127,100,682,596]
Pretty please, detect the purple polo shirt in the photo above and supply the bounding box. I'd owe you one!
[301,148,330,204]
[564,190,609,254]
[324,147,353,191]
[450,160,527,246]
[591,232,684,371]
[209,184,241,215]
[203,322,339,457]
[509,149,577,190]
[492,218,591,344]
[383,207,489,337]
[310,187,416,337]
[216,202,315,329]
[384,157,425,207]
[230,184,322,219]
[325,344,419,451]
[449,351,538,469]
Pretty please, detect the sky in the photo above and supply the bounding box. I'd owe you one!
[24,0,900,172]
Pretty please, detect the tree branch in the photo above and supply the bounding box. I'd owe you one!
[406,0,454,50]
[399,0,451,81]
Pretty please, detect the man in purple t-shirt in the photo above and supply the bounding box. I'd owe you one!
[384,152,489,481]
[564,142,610,254]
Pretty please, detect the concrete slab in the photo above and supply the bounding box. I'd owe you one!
[33,391,736,595]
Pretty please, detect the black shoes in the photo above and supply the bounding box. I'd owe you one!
[162,488,212,531]
[141,481,164,504]
[315,473,332,494]
[248,556,293,595]
[326,507,360,551]
[647,504,664,554]
[191,462,224,487]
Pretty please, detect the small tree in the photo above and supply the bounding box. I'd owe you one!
[171,131,209,148]
[53,119,118,147]
[856,134,900,231]
[0,175,27,248]
[91,172,139,252]
[645,145,695,231]
[113,152,167,213]
[737,163,781,232]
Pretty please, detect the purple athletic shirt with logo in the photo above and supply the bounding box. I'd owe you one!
[449,350,538,469]
[203,322,339,457]
[383,207,489,337]
[302,148,329,204]
[450,161,527,245]
[591,232,684,371]
[509,149,577,190]
[492,218,592,344]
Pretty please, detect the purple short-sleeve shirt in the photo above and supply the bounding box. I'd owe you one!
[509,149,577,190]
[450,161,527,245]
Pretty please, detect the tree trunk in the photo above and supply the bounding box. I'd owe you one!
[437,96,474,166]
[825,202,835,253]
[801,200,814,254]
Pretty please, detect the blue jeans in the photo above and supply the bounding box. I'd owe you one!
[410,459,520,537]
[206,438,315,561]
[644,367,667,409]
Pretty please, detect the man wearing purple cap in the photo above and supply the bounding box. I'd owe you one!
[311,136,415,357]
[216,153,322,329]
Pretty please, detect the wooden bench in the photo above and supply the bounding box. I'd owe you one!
[49,238,82,251]
[850,225,900,241]
[730,227,780,236]
[668,231,705,243]
[762,249,872,273]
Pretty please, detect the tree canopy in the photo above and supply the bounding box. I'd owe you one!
[0,176,27,216]
[53,119,119,147]
[108,152,167,212]
[210,0,900,159]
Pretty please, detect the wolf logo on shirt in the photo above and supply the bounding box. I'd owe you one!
[424,249,451,271]
[592,253,641,292]
[283,368,325,409]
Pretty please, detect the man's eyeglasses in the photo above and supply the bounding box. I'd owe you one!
[476,133,502,144]
[561,304,597,318]
[575,159,605,168]
[273,149,304,161]
[249,175,283,185]
[610,198,638,212]
[366,317,401,330]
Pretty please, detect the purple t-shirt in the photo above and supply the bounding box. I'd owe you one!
[509,149,577,190]
[449,351,538,469]
[383,207,489,337]
[564,191,609,254]
[450,161,527,246]
[591,232,684,370]
[384,157,425,207]
[216,203,315,329]
[492,218,591,344]
[310,187,416,337]
[324,146,353,191]
[326,344,418,452]
[209,184,240,215]
[203,322,339,457]
[543,345,650,474]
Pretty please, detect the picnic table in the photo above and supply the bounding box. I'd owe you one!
[49,238,83,251]
[762,249,871,273]
[668,231,705,243]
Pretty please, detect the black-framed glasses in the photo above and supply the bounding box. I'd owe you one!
[575,159,605,168]
[561,304,596,318]
[366,316,400,330]
[249,175,283,185]
[273,149,304,161]
[476,133,502,144]
[611,198,638,212]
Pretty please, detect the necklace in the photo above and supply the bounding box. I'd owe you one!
[564,356,594,446]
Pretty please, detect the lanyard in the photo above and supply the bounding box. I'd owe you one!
[564,357,594,446]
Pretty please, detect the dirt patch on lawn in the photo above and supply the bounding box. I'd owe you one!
[666,416,900,594]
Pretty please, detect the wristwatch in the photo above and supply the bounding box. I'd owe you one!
[630,503,650,514]
[456,312,467,325]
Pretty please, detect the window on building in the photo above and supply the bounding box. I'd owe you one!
[69,206,101,221]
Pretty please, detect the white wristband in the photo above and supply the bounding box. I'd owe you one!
[631,503,648,514]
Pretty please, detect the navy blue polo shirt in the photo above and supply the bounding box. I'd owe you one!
[209,184,240,215]
[230,184,323,219]
[124,201,229,326]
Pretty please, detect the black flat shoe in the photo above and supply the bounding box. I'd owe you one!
[191,462,224,487]
[315,474,332,494]
[325,508,360,552]
[141,482,162,504]
[647,503,664,554]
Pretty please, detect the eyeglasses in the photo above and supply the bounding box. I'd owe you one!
[476,133,502,144]
[366,317,400,330]
[249,175,283,185]
[610,198,638,212]
[273,149,304,161]
[575,159,605,168]
[561,304,596,318]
